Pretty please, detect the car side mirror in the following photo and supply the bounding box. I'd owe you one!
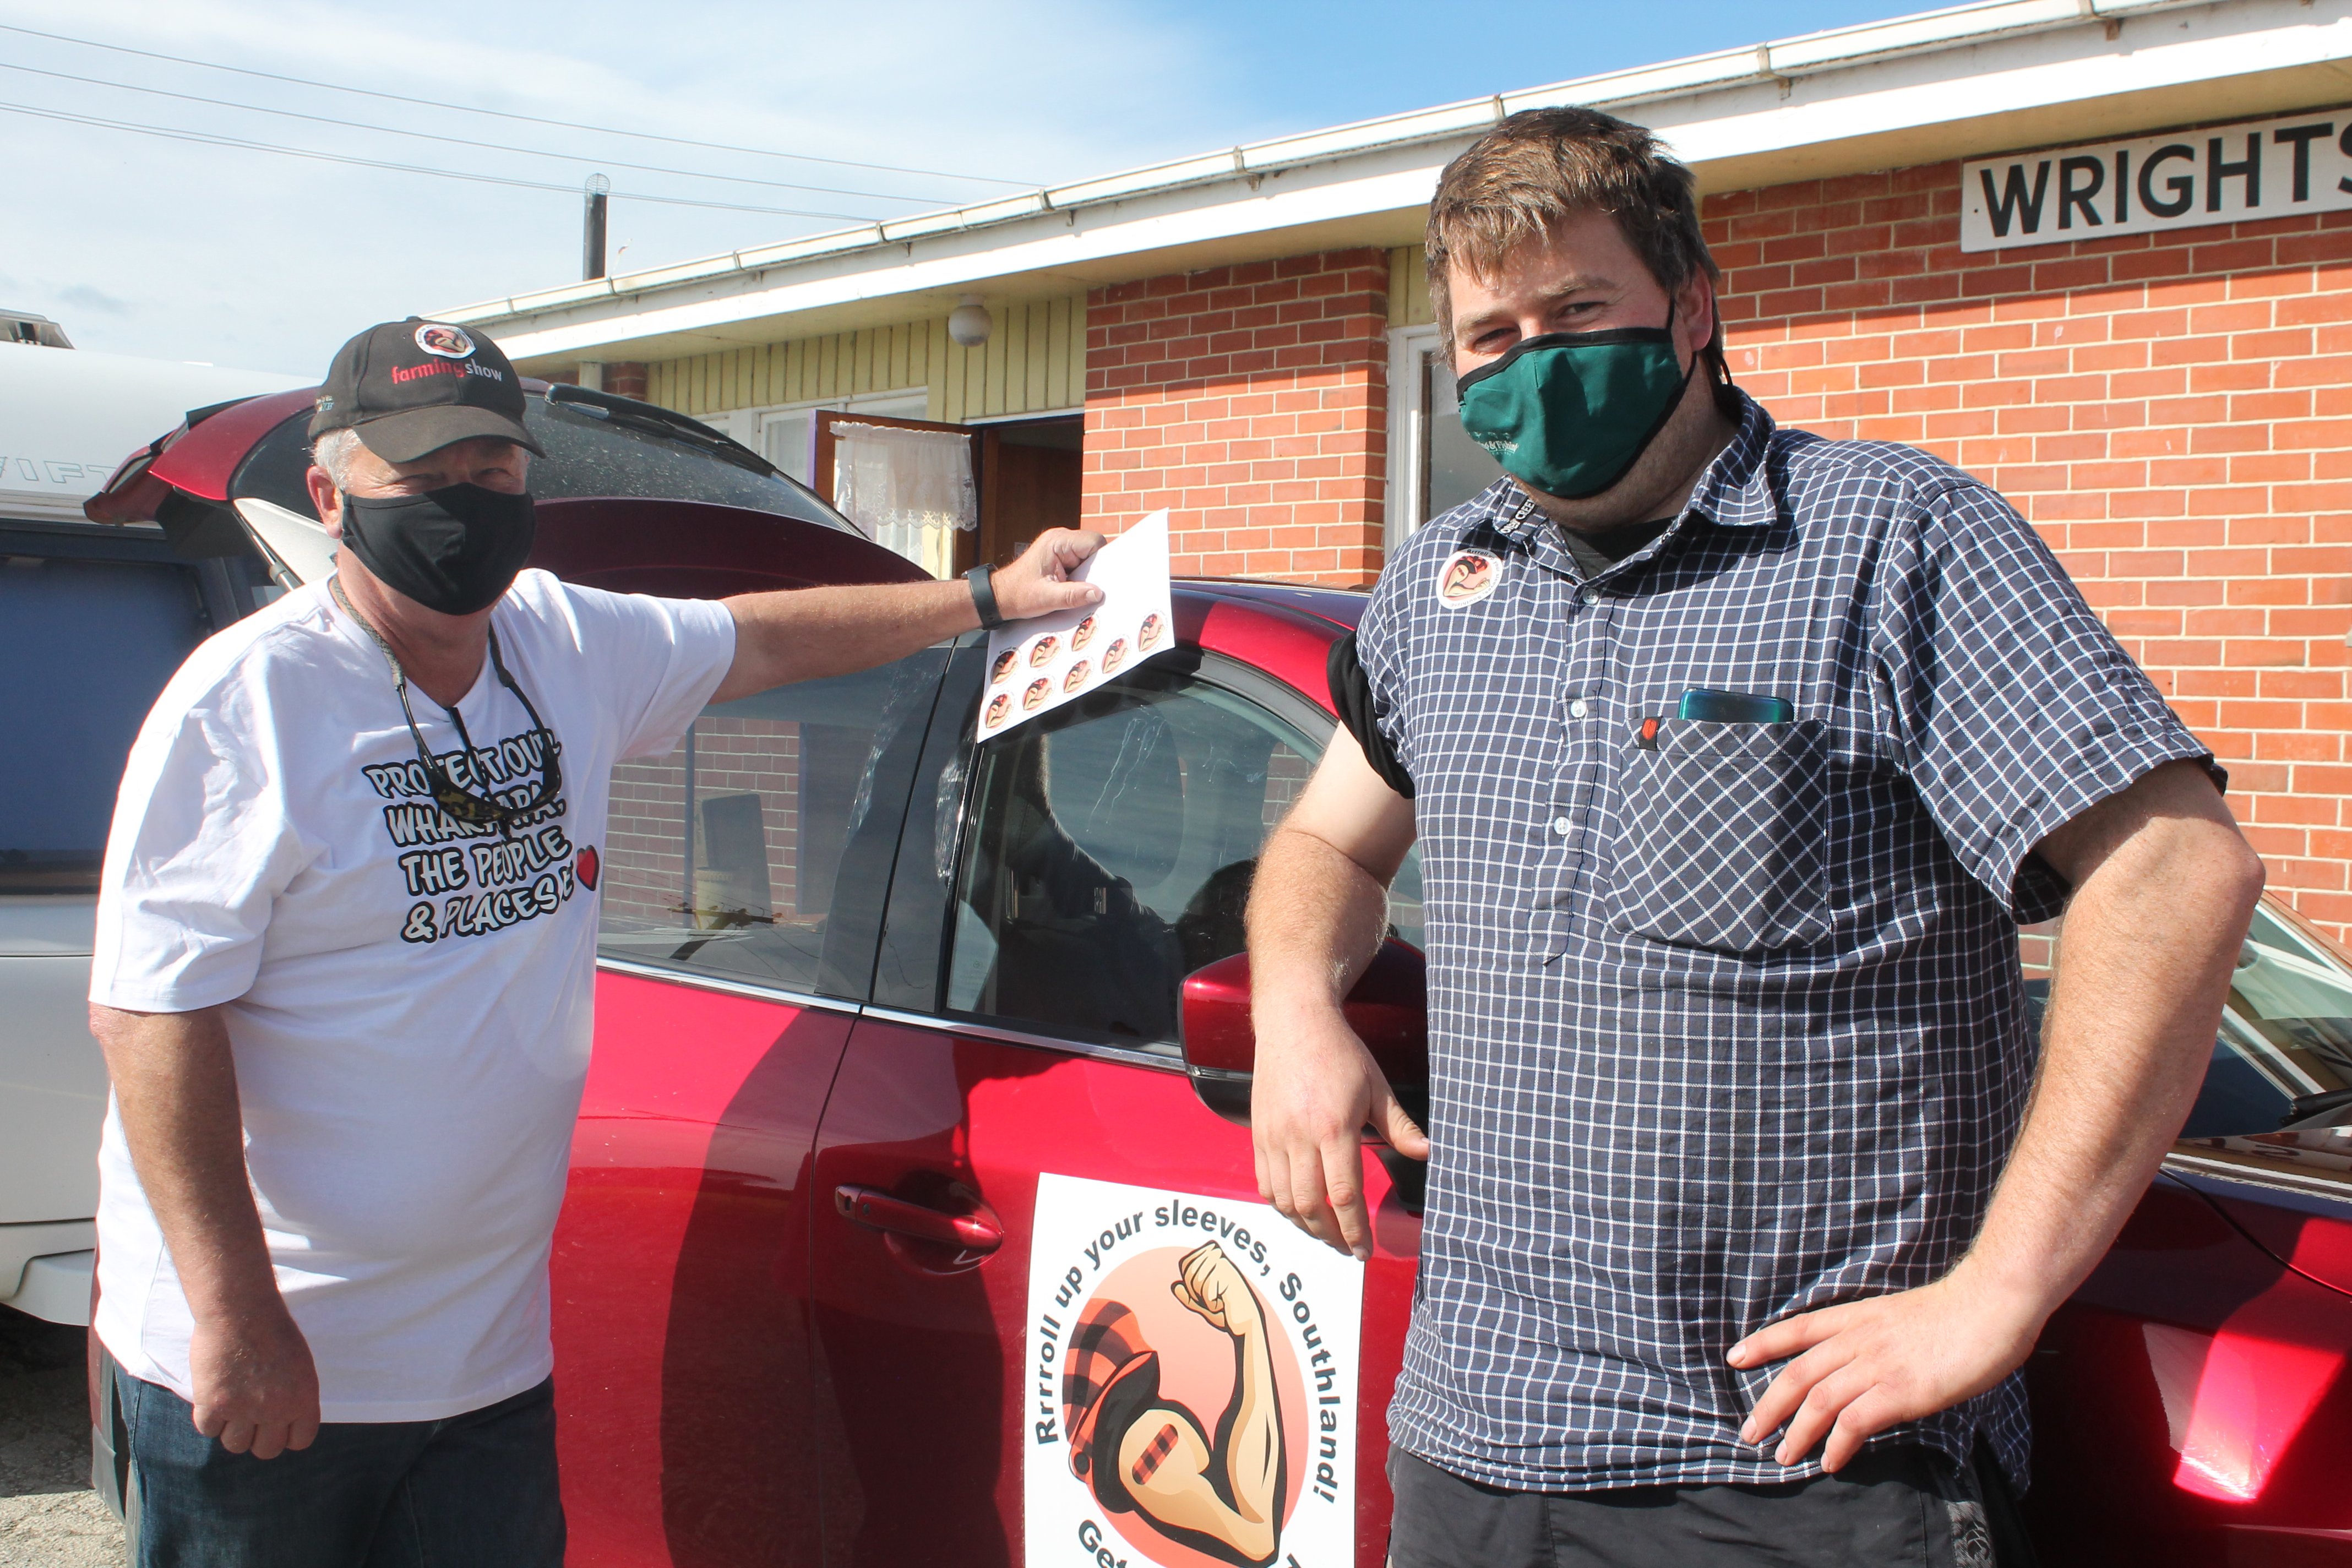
[1178,938,1429,1133]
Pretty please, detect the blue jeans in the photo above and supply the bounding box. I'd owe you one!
[115,1356,564,1568]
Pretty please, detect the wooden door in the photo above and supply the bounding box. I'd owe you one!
[976,419,1083,571]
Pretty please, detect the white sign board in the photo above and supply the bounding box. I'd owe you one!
[978,510,1175,740]
[1962,110,2352,252]
[1025,1173,1364,1568]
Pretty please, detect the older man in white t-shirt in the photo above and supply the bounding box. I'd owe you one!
[86,318,1101,1567]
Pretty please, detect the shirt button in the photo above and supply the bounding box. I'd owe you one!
[1568,699,1589,719]
[1551,816,1571,836]
[1577,586,1601,606]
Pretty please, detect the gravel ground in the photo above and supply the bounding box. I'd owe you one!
[0,1310,122,1568]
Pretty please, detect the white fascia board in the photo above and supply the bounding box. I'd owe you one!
[1249,101,1505,167]
[466,0,2352,360]
[1052,153,1245,209]
[482,150,1452,363]
[1642,0,2352,168]
[1767,0,2099,72]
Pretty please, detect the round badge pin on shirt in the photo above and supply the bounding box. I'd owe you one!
[1436,549,1502,608]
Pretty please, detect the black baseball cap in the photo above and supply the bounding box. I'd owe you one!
[307,317,546,464]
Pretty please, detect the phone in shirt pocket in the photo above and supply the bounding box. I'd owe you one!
[1608,698,1831,953]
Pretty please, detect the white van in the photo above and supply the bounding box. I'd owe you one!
[1,333,302,1325]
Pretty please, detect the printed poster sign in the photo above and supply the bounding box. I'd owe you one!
[980,510,1175,740]
[1026,1173,1364,1568]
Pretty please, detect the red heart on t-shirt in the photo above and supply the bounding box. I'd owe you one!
[576,845,600,891]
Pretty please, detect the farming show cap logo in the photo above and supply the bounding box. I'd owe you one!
[1435,549,1501,608]
[1026,1173,1364,1568]
[413,322,477,359]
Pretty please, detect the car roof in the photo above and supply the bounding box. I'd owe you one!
[1177,577,1366,631]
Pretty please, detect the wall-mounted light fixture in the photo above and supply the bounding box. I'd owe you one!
[947,295,993,348]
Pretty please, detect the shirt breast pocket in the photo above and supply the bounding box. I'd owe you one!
[1605,718,1832,953]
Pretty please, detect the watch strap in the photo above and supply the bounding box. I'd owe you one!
[965,563,1007,630]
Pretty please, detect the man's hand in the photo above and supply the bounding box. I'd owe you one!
[1727,1270,2041,1471]
[715,527,1106,700]
[1252,1009,1428,1261]
[1729,759,2261,1472]
[189,1306,321,1459]
[1245,727,1422,1261]
[989,527,1107,622]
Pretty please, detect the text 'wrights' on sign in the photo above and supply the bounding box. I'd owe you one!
[1961,110,2352,253]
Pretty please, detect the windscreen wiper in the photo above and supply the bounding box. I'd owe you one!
[2283,1085,2352,1126]
[543,383,771,476]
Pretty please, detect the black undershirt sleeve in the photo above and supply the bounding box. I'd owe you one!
[1327,631,1414,799]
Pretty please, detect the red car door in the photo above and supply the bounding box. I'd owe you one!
[558,647,952,1568]
[2023,899,2352,1564]
[807,633,1422,1568]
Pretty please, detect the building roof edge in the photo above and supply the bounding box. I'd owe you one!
[438,0,2259,335]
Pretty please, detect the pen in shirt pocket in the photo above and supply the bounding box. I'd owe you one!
[1634,689,1794,747]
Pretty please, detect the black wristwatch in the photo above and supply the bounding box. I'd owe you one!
[965,564,1007,630]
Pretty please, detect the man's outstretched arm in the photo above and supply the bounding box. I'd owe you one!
[88,1003,319,1460]
[1729,758,2264,1470]
[712,527,1104,701]
[1247,726,1425,1262]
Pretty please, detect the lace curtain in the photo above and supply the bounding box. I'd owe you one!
[829,419,976,579]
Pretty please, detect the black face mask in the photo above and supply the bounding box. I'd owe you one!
[338,484,536,616]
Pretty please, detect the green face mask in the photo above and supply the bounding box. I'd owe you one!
[1455,313,1696,500]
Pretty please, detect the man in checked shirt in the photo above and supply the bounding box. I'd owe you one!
[1248,107,2264,1567]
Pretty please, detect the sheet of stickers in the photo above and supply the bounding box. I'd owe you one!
[978,509,1175,740]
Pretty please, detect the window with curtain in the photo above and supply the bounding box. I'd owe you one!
[829,419,976,579]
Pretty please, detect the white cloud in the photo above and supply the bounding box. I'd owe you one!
[0,0,1281,375]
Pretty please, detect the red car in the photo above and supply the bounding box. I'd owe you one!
[88,384,2352,1567]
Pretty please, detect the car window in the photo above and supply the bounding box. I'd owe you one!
[945,657,1424,1049]
[0,537,213,892]
[229,395,858,531]
[595,646,948,999]
[2022,901,2352,1137]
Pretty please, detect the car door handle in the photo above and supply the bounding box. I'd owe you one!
[833,1184,1003,1255]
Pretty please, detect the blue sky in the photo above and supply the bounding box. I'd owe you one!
[2,0,1931,373]
[1153,1,1946,134]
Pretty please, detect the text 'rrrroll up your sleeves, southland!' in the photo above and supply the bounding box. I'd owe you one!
[1864,478,2223,924]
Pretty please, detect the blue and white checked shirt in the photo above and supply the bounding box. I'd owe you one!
[1356,390,2216,1491]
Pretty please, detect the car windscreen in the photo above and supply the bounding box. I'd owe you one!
[0,534,213,892]
[228,391,859,531]
[2022,899,2352,1140]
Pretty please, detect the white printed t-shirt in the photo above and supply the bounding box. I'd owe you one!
[90,568,736,1422]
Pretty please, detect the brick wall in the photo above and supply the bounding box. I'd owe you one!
[1707,167,2352,934]
[1083,248,1389,585]
[605,719,808,927]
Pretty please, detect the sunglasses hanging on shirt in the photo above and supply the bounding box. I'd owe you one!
[330,575,562,834]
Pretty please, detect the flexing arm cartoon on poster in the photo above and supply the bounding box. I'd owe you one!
[1066,1242,1285,1566]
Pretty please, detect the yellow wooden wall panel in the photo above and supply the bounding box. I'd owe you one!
[641,293,1085,422]
[1390,246,1434,328]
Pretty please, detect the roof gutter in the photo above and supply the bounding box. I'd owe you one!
[438,0,2237,335]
